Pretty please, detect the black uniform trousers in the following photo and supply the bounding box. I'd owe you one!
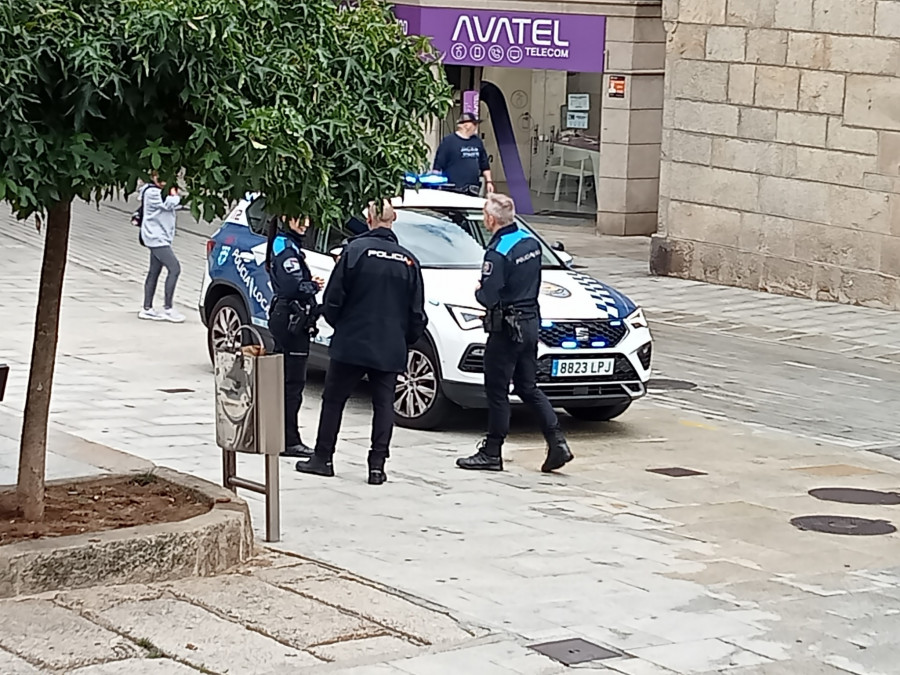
[483,317,559,452]
[269,303,309,448]
[314,360,397,467]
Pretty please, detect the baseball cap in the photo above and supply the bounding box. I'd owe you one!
[456,112,481,125]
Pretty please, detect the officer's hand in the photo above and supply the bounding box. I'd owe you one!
[475,281,481,291]
[485,181,495,194]
[313,276,325,290]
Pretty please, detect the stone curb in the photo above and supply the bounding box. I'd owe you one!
[0,467,254,599]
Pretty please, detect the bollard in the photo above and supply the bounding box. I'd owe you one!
[0,363,8,402]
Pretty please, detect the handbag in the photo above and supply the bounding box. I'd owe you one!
[214,325,285,455]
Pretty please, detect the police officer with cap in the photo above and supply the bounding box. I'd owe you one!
[295,199,427,485]
[433,112,494,196]
[456,193,574,473]
[265,215,324,457]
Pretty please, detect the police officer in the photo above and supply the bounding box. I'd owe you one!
[456,193,574,473]
[295,199,427,485]
[265,215,324,457]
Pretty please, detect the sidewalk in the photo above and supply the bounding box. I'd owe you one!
[3,201,900,674]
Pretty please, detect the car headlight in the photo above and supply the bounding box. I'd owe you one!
[446,304,485,331]
[625,307,648,330]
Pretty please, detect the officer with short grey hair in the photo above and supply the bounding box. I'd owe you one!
[456,193,574,474]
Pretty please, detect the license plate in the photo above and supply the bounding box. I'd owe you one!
[551,358,614,377]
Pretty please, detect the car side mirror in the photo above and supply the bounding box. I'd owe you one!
[552,240,566,252]
[557,250,574,266]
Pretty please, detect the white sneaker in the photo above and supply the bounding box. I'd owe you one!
[162,308,186,323]
[138,308,164,321]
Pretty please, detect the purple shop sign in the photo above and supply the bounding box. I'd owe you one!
[393,4,606,73]
[462,90,480,115]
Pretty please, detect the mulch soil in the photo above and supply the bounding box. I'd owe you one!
[0,474,211,545]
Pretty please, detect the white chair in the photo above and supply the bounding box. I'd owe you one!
[539,146,595,208]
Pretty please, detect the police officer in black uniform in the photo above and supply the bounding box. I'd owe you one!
[457,193,574,473]
[295,199,427,485]
[266,215,324,457]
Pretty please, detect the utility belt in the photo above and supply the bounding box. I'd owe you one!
[482,306,526,344]
[273,297,320,338]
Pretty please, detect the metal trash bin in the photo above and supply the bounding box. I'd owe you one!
[214,327,284,455]
[213,326,284,541]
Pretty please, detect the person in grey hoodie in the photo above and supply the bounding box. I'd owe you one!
[139,173,185,322]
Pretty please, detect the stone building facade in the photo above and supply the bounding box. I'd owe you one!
[651,0,900,310]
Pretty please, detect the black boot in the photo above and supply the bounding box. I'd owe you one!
[281,442,314,458]
[295,454,335,477]
[368,453,387,486]
[541,429,574,473]
[456,439,503,471]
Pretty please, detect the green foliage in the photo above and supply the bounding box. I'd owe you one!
[0,0,451,225]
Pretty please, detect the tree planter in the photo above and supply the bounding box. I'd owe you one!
[0,468,254,599]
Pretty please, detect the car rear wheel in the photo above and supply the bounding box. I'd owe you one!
[207,295,250,362]
[565,401,632,422]
[394,338,451,430]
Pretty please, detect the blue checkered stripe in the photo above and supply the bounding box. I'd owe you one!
[566,271,621,319]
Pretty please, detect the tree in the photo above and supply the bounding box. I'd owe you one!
[0,0,450,520]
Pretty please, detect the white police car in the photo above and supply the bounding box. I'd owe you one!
[198,179,653,429]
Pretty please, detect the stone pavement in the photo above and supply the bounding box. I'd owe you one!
[2,202,900,673]
[0,548,482,674]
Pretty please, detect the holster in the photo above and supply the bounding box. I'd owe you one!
[482,307,523,343]
[286,300,317,338]
[482,307,506,334]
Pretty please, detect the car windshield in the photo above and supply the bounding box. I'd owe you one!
[393,208,563,269]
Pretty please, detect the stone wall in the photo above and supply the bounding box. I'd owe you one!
[652,0,900,309]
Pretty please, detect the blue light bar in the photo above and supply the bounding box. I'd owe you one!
[591,341,606,348]
[561,340,577,349]
[404,171,449,186]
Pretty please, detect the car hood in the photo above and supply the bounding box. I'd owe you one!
[422,267,637,320]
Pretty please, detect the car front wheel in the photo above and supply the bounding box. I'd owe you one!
[207,295,249,363]
[565,401,632,422]
[394,339,451,430]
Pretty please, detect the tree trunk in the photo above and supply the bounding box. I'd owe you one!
[17,200,72,521]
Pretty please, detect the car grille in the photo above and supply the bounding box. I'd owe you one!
[539,319,628,349]
[536,354,639,383]
[459,349,639,383]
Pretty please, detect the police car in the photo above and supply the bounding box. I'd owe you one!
[198,177,653,429]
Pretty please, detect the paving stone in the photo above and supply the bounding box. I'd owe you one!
[629,638,773,672]
[0,649,43,675]
[264,571,473,646]
[166,574,383,649]
[0,599,137,670]
[309,636,418,662]
[68,658,198,674]
[89,598,320,672]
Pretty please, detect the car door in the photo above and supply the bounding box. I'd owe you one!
[237,197,275,328]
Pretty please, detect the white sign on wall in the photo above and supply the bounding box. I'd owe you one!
[566,111,589,129]
[567,93,590,111]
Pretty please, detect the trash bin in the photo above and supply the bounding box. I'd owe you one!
[214,327,284,456]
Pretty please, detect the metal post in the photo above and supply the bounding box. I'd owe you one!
[264,454,280,543]
[222,448,237,493]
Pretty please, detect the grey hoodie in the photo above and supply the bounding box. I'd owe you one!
[139,183,181,248]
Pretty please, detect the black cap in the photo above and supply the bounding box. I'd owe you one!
[457,112,481,125]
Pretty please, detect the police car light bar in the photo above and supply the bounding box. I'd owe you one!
[404,171,449,187]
